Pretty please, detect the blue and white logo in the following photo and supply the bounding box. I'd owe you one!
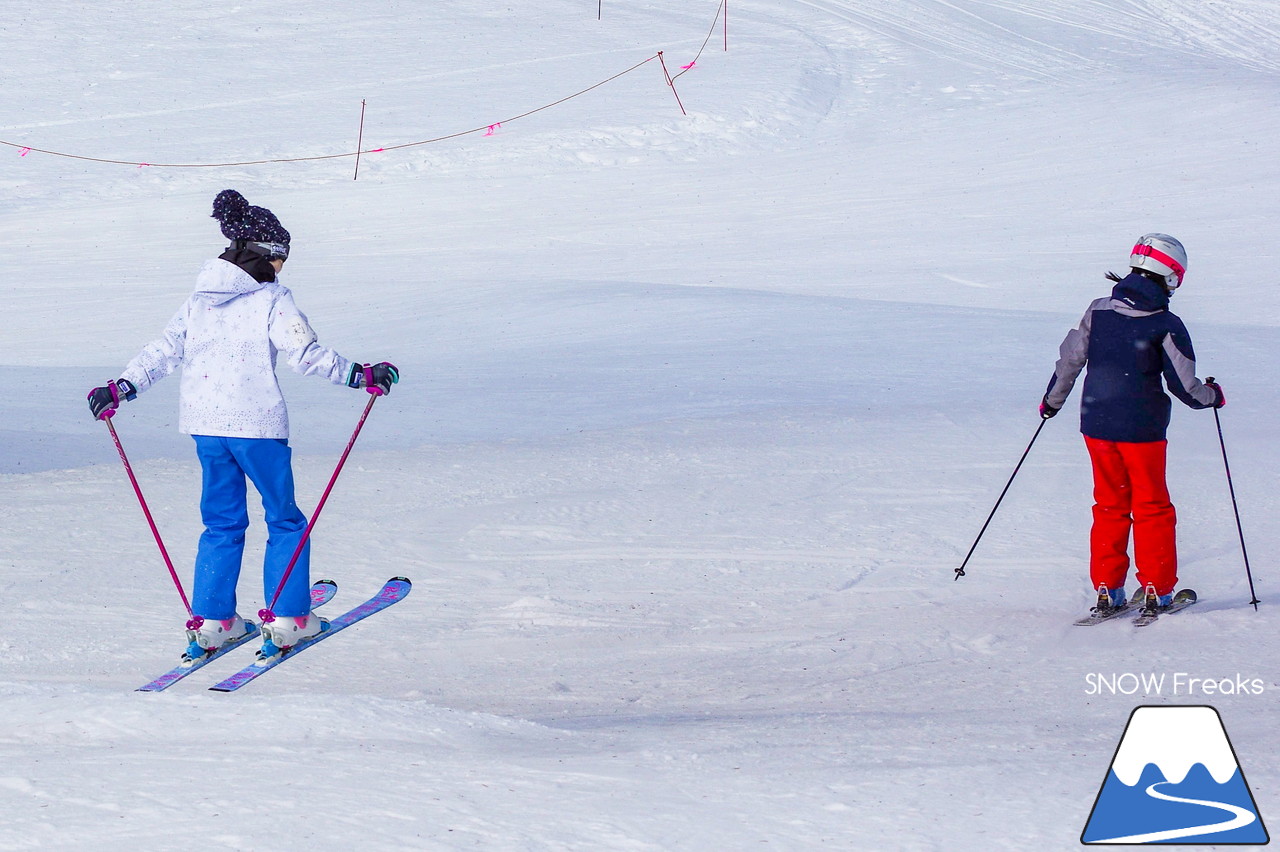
[1082,705,1269,845]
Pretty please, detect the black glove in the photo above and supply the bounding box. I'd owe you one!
[1039,395,1060,420]
[346,362,399,396]
[87,379,137,420]
[1205,378,1225,409]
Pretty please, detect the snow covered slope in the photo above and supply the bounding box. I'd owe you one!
[1,1,1278,848]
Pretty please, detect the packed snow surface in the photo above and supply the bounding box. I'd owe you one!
[2,1,1278,849]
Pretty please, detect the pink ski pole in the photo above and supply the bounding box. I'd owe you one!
[102,414,201,630]
[260,392,379,622]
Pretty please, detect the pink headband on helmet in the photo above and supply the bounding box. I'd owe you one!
[1132,242,1186,284]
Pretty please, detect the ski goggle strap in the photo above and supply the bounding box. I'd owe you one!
[1132,242,1186,285]
[233,239,290,261]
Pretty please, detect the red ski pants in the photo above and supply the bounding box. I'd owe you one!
[1084,436,1177,597]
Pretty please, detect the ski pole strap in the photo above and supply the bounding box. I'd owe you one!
[94,380,121,419]
[363,364,383,396]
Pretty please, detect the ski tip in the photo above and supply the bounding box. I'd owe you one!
[390,576,411,585]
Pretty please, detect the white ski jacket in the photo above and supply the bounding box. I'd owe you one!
[120,259,353,439]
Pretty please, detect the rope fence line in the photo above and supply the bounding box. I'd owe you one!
[0,0,732,173]
[674,0,728,81]
[0,52,667,170]
[2,0,732,173]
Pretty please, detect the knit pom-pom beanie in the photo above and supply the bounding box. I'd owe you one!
[211,189,290,245]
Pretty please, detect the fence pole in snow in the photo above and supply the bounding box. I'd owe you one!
[657,52,687,115]
[353,99,367,181]
[954,419,1046,580]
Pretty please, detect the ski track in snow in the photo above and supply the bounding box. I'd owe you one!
[2,0,1280,849]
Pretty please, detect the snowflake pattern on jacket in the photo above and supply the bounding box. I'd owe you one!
[120,259,352,439]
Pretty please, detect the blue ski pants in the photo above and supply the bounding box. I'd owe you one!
[192,436,312,619]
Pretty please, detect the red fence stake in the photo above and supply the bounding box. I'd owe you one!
[657,52,687,115]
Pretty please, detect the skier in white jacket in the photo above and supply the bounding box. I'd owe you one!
[87,190,398,662]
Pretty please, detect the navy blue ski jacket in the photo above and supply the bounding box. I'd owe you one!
[1044,272,1218,443]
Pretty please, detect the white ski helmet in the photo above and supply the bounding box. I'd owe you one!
[1129,233,1187,289]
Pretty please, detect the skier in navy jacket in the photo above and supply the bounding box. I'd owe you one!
[1040,234,1223,617]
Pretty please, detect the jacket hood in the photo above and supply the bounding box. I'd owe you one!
[1110,271,1169,313]
[193,258,270,306]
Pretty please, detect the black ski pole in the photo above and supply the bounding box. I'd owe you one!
[1208,379,1260,610]
[955,418,1046,580]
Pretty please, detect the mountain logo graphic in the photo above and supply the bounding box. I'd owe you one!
[1082,705,1269,845]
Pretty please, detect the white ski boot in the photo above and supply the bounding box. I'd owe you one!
[258,613,327,660]
[183,614,252,662]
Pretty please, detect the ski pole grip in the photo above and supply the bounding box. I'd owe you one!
[94,381,121,420]
[362,364,388,396]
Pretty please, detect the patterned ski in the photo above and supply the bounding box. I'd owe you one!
[137,580,338,692]
[1132,588,1198,627]
[208,577,411,693]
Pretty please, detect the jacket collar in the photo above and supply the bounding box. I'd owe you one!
[218,246,278,284]
[1110,271,1169,314]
